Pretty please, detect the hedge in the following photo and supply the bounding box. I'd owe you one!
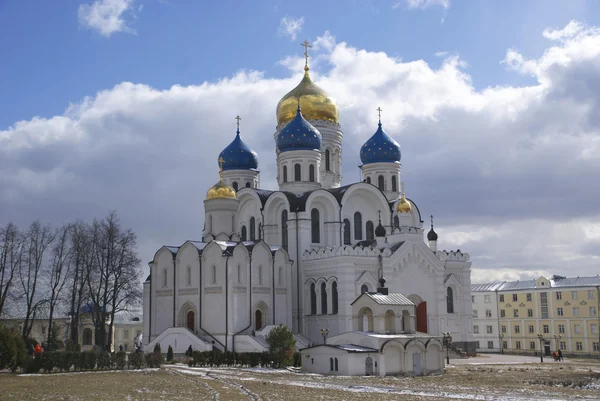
[186,350,302,368]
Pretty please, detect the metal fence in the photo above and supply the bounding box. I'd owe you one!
[476,348,600,359]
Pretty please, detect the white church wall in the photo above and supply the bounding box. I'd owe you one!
[152,249,176,340]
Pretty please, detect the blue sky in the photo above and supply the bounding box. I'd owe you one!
[1,0,598,128]
[2,0,600,282]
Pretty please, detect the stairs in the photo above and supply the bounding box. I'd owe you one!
[448,344,468,359]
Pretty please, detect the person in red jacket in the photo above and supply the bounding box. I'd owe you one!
[34,343,43,356]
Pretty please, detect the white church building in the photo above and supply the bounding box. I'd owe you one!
[143,43,475,371]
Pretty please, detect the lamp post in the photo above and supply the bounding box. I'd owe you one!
[537,333,545,363]
[553,334,561,352]
[442,332,452,364]
[320,328,329,345]
[499,332,504,355]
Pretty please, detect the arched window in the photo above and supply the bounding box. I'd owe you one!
[366,221,374,240]
[332,281,338,314]
[250,217,256,241]
[311,208,320,243]
[232,181,238,191]
[212,266,217,284]
[330,357,334,371]
[391,176,397,192]
[294,163,301,181]
[309,164,315,182]
[186,266,191,286]
[82,328,93,346]
[378,175,385,191]
[281,210,288,251]
[163,268,168,288]
[258,265,263,285]
[354,212,363,240]
[325,149,331,171]
[310,283,317,314]
[343,219,351,245]
[237,265,242,283]
[283,165,288,183]
[321,282,327,314]
[366,176,371,184]
[394,216,399,228]
[278,267,283,286]
[334,357,338,371]
[361,284,369,294]
[447,287,454,314]
[245,182,251,188]
[241,226,247,241]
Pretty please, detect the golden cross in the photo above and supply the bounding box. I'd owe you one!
[401,181,405,196]
[218,157,225,181]
[235,115,241,131]
[430,214,434,227]
[376,107,382,123]
[301,40,312,70]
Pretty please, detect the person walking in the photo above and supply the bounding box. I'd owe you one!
[558,349,563,361]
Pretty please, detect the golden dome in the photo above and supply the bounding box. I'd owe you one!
[276,69,339,127]
[206,180,236,200]
[397,182,412,214]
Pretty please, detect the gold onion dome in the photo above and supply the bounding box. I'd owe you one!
[276,41,338,126]
[206,157,237,200]
[397,182,412,214]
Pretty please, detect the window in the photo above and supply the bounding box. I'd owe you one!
[528,325,534,333]
[499,294,505,302]
[558,324,565,334]
[594,343,600,352]
[487,341,494,349]
[576,342,583,351]
[503,341,507,349]
[186,266,192,286]
[573,307,579,316]
[325,149,331,171]
[484,295,491,304]
[447,287,454,314]
[512,294,518,302]
[391,176,397,192]
[500,309,506,318]
[588,290,595,300]
[366,221,374,240]
[475,341,480,348]
[232,181,238,191]
[83,328,93,346]
[309,164,315,182]
[574,324,581,334]
[486,309,492,318]
[332,282,338,314]
[311,208,320,243]
[366,176,371,184]
[530,341,536,350]
[310,283,317,314]
[513,309,519,318]
[501,325,506,333]
[571,291,578,300]
[281,210,288,251]
[474,325,479,334]
[557,307,563,316]
[334,357,338,372]
[250,217,256,241]
[590,306,597,316]
[163,268,168,288]
[361,284,369,294]
[123,329,129,339]
[212,265,217,284]
[258,266,263,285]
[237,265,242,284]
[241,226,247,241]
[330,357,334,371]
[591,324,598,334]
[527,309,533,317]
[283,165,288,183]
[486,325,493,334]
[378,175,385,191]
[354,212,363,240]
[516,341,521,350]
[343,219,351,245]
[246,182,251,188]
[278,267,283,286]
[473,309,478,318]
[472,295,475,303]
[514,325,520,334]
[541,292,548,318]
[543,324,549,334]
[527,293,532,302]
[556,291,562,300]
[294,163,301,181]
[560,341,566,350]
[320,282,327,314]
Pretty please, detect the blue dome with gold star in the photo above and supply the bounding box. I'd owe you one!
[360,122,401,165]
[218,129,258,171]
[277,106,322,153]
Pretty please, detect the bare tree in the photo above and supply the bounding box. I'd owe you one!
[0,223,23,318]
[19,221,55,339]
[67,221,90,344]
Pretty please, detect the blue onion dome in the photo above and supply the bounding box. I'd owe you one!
[360,121,401,165]
[427,227,438,241]
[277,105,322,153]
[218,129,258,171]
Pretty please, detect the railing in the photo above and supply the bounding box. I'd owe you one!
[476,348,600,359]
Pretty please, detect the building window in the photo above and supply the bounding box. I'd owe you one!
[528,325,534,333]
[310,283,317,314]
[512,294,518,302]
[334,357,338,371]
[501,325,506,333]
[526,293,532,302]
[499,294,504,302]
[232,182,238,191]
[283,165,288,183]
[212,266,217,284]
[474,325,479,334]
[343,219,351,245]
[486,325,493,334]
[573,307,579,316]
[558,324,565,334]
[591,324,598,334]
[366,176,371,184]
[571,291,577,300]
[83,328,93,346]
[503,341,507,349]
[163,268,168,288]
[590,307,597,316]
[294,163,301,181]
[311,208,320,243]
[325,149,331,171]
[378,175,385,191]
[391,176,397,192]
[447,287,454,314]
[527,309,533,317]
[485,309,492,318]
[557,307,563,316]
[366,221,374,240]
[487,341,494,349]
[361,284,369,294]
[186,266,192,286]
[278,267,283,286]
[258,265,263,285]
[560,341,566,351]
[475,341,480,349]
[588,290,595,300]
[556,291,562,300]
[540,292,548,318]
[250,217,256,241]
[484,295,491,304]
[574,324,581,334]
[543,324,549,334]
[500,309,505,318]
[514,325,520,334]
[332,281,338,314]
[320,282,327,314]
[473,309,478,318]
[576,342,583,351]
[472,295,475,303]
[593,343,599,352]
[516,341,521,350]
[281,210,288,251]
[309,164,315,182]
[513,309,519,318]
[237,265,242,284]
[530,341,536,350]
[330,357,334,371]
[394,215,399,228]
[354,212,363,240]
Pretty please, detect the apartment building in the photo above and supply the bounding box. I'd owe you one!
[472,275,600,355]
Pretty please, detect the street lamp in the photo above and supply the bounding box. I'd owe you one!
[499,332,504,355]
[320,328,329,345]
[537,334,545,363]
[442,332,452,364]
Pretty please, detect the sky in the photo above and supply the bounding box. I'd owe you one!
[1,0,600,283]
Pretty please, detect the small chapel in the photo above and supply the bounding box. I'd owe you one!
[142,42,475,374]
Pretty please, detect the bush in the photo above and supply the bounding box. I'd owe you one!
[0,325,26,371]
[293,352,302,367]
[97,351,110,370]
[185,345,193,357]
[128,351,145,369]
[266,325,296,368]
[41,351,56,373]
[85,351,97,370]
[153,343,161,354]
[114,351,127,370]
[167,345,173,362]
[145,352,163,368]
[43,324,62,352]
[24,353,42,373]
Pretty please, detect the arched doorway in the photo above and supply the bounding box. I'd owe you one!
[82,328,93,346]
[255,309,262,330]
[365,357,374,375]
[187,311,195,331]
[417,302,428,333]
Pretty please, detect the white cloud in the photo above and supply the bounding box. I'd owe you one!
[278,16,304,41]
[78,0,137,37]
[3,21,600,282]
[395,0,450,9]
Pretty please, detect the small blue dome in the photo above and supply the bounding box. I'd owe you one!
[277,106,322,153]
[218,129,258,171]
[360,122,401,165]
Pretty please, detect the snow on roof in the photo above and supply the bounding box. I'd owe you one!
[353,292,415,306]
[471,275,600,292]
[300,343,378,353]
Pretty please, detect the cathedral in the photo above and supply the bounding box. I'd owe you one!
[143,43,475,371]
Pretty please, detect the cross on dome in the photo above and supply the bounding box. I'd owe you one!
[235,115,241,131]
[377,107,382,123]
[218,157,225,181]
[301,40,312,71]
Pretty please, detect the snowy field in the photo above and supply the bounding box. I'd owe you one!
[0,359,599,400]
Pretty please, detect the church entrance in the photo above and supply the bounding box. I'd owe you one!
[365,357,374,375]
[255,309,262,330]
[187,311,195,331]
[416,302,428,333]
